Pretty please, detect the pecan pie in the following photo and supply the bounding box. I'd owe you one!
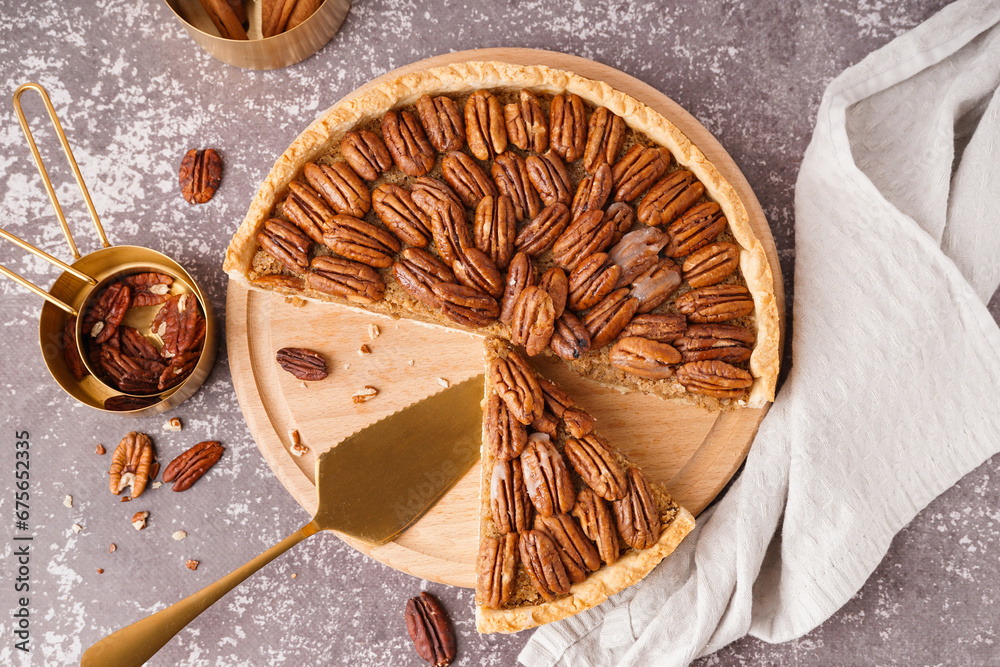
[475,338,695,633]
[223,62,779,409]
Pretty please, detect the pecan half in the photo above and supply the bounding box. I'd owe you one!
[536,377,574,417]
[637,170,704,227]
[62,317,88,381]
[498,251,536,325]
[675,284,754,323]
[514,202,571,258]
[683,241,739,287]
[276,347,327,381]
[613,467,661,550]
[109,432,153,498]
[676,360,753,398]
[104,396,158,411]
[87,282,131,344]
[674,324,754,363]
[162,441,224,492]
[521,433,575,516]
[572,488,619,566]
[283,181,335,244]
[441,150,497,208]
[393,247,455,310]
[322,214,401,268]
[525,150,571,208]
[563,407,596,439]
[491,152,542,221]
[306,256,386,303]
[431,283,498,327]
[381,109,436,177]
[464,90,506,161]
[609,336,681,379]
[100,346,162,394]
[582,288,640,349]
[519,529,571,602]
[621,313,687,342]
[534,513,601,584]
[489,348,544,425]
[339,130,392,182]
[120,326,160,362]
[158,350,199,391]
[453,246,504,299]
[567,252,621,312]
[491,458,533,534]
[612,145,672,203]
[605,202,636,246]
[405,592,456,667]
[477,533,518,609]
[570,162,612,221]
[257,218,311,272]
[564,434,628,501]
[152,293,204,359]
[608,227,669,287]
[510,286,556,356]
[485,391,528,461]
[504,89,548,153]
[372,183,432,248]
[538,267,568,320]
[552,210,615,272]
[179,148,222,204]
[473,195,516,270]
[410,176,464,215]
[583,107,627,172]
[122,273,173,308]
[416,94,465,153]
[665,202,727,258]
[548,93,586,162]
[631,259,682,313]
[303,162,371,219]
[430,200,474,265]
[549,311,592,360]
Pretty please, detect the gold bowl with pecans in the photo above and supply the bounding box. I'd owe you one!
[0,83,217,415]
[164,0,352,70]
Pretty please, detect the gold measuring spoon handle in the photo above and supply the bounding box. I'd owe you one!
[80,521,322,667]
[12,82,111,258]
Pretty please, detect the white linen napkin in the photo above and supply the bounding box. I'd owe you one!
[520,0,1000,664]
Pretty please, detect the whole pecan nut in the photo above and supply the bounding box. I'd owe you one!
[520,433,575,516]
[162,441,224,492]
[536,377,574,417]
[453,246,504,299]
[498,251,536,325]
[504,89,548,153]
[674,324,754,363]
[582,288,640,349]
[179,148,222,204]
[157,349,200,392]
[430,200,474,266]
[675,284,754,323]
[609,336,681,380]
[519,529,571,602]
[257,218,312,272]
[410,176,463,216]
[276,347,328,381]
[538,267,568,320]
[564,434,628,501]
[152,293,204,359]
[109,431,154,498]
[393,247,455,310]
[637,170,704,227]
[605,202,636,246]
[491,458,533,534]
[552,210,615,272]
[489,348,544,425]
[612,146,672,203]
[416,94,465,153]
[431,282,499,327]
[665,202,727,258]
[405,591,456,667]
[283,181,334,244]
[549,311,592,361]
[608,227,669,287]
[372,183,432,248]
[534,513,601,584]
[120,326,161,362]
[567,252,620,312]
[473,195,516,270]
[303,162,371,219]
[621,313,687,342]
[306,256,386,303]
[548,93,586,162]
[339,130,392,181]
[573,488,619,566]
[570,162,613,221]
[613,467,661,550]
[510,286,556,357]
[630,259,682,314]
[514,202,570,258]
[122,272,173,308]
[683,241,740,287]
[525,150,572,208]
[86,282,131,344]
[583,107,627,172]
[491,152,542,221]
[322,214,401,268]
[676,360,753,398]
[464,90,507,161]
[441,150,497,208]
[486,391,528,461]
[477,533,519,610]
[381,109,436,177]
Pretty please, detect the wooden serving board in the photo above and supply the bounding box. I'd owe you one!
[226,49,785,588]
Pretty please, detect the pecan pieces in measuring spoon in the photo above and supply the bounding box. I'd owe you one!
[162,441,225,492]
[152,293,205,359]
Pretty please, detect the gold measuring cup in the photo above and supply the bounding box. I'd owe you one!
[0,82,216,415]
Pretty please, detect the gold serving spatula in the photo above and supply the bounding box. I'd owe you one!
[80,374,484,667]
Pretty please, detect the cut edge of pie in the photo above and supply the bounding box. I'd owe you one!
[223,60,780,408]
[475,337,696,633]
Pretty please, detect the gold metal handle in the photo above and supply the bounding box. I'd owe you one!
[80,521,321,667]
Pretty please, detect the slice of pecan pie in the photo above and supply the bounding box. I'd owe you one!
[476,337,695,632]
[223,62,780,409]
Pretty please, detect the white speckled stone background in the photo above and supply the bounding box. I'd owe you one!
[0,1,998,665]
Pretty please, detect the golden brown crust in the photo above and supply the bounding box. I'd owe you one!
[224,61,779,405]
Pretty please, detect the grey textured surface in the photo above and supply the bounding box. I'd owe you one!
[0,0,997,665]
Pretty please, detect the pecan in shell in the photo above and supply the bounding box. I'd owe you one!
[381,109,436,177]
[416,94,465,153]
[276,347,328,381]
[179,148,222,204]
[162,441,224,492]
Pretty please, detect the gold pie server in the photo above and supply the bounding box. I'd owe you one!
[80,374,485,666]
